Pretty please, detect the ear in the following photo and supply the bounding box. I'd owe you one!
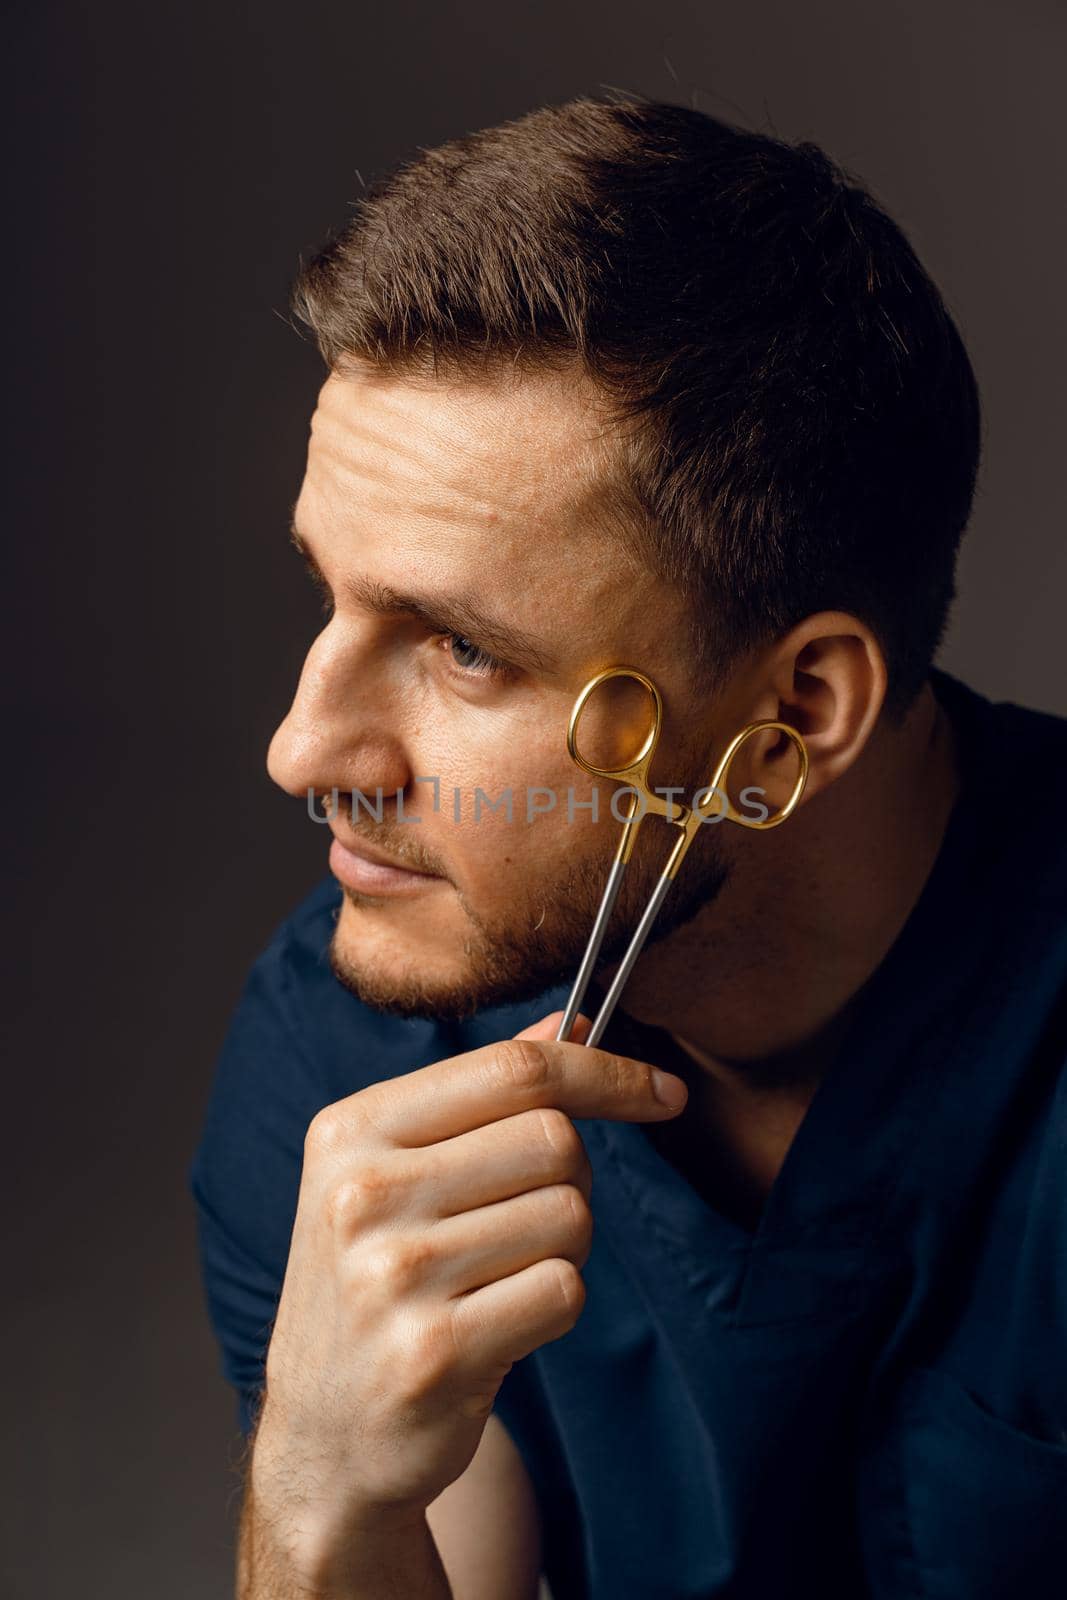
[747,612,889,804]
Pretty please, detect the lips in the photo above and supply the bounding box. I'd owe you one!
[328,831,443,897]
[330,828,437,875]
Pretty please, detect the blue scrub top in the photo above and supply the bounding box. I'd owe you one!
[190,671,1067,1598]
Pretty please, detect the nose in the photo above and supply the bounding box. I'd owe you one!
[266,625,409,802]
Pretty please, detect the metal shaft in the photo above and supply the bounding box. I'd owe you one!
[555,855,628,1042]
[585,872,675,1049]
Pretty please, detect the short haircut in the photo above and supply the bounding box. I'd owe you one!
[290,96,982,716]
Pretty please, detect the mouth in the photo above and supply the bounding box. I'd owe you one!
[328,830,445,898]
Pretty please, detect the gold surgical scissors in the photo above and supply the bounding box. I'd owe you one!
[556,666,809,1047]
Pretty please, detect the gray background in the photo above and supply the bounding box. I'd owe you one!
[6,1,1065,1595]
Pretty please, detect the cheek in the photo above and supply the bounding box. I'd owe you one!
[413,718,606,885]
[456,753,611,893]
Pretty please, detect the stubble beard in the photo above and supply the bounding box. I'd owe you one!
[327,815,732,1022]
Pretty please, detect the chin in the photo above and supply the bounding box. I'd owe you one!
[327,897,574,1023]
[327,915,476,1019]
[328,946,474,1019]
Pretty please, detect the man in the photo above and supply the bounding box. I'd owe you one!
[190,97,1067,1599]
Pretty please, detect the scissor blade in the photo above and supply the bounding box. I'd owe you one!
[585,871,675,1049]
[555,855,629,1042]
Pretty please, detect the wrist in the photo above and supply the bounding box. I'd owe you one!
[248,1423,430,1594]
[260,1505,435,1598]
[302,1507,435,1596]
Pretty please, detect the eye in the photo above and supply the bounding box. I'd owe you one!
[442,633,508,679]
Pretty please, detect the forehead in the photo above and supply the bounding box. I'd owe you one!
[298,364,687,669]
[305,363,620,541]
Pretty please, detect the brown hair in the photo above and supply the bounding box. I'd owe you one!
[290,95,981,715]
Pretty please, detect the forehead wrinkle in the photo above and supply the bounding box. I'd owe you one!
[312,367,616,533]
[309,417,532,541]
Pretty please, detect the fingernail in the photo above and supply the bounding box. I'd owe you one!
[651,1068,688,1109]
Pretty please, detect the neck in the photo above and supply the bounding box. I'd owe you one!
[617,678,962,1087]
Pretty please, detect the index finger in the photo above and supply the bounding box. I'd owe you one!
[360,1016,689,1148]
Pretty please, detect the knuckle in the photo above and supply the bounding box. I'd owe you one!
[550,1185,593,1269]
[324,1167,392,1231]
[597,1050,632,1100]
[549,1258,586,1319]
[304,1106,346,1161]
[535,1107,582,1167]
[360,1234,433,1294]
[555,1183,593,1247]
[485,1039,552,1096]
[306,1092,379,1162]
[393,1312,458,1402]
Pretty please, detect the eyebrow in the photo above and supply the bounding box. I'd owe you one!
[288,513,552,671]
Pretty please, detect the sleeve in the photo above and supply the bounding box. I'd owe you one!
[188,922,329,1437]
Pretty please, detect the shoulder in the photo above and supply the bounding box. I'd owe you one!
[941,672,1067,832]
[934,669,1067,789]
[934,671,1067,940]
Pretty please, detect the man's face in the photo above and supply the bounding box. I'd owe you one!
[267,364,732,1019]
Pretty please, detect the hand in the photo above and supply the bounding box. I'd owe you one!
[250,1012,688,1583]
